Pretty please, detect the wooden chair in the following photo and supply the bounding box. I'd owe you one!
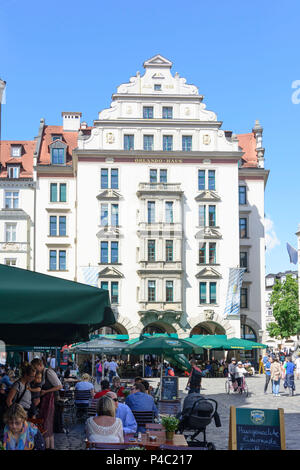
[131,410,155,430]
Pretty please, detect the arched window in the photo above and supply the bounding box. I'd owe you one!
[143,324,165,335]
[241,324,257,342]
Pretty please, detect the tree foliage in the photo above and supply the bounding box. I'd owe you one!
[267,275,299,340]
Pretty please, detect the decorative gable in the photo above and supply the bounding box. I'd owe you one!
[96,190,122,201]
[98,267,124,278]
[96,227,122,239]
[143,55,173,68]
[196,267,222,279]
[195,228,222,239]
[195,191,221,202]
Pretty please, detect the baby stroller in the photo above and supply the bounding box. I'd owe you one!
[177,393,221,450]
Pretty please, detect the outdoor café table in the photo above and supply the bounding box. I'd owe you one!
[124,432,188,450]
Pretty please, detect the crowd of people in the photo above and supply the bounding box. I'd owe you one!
[261,352,300,396]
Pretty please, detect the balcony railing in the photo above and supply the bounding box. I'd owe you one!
[137,183,183,194]
[0,242,29,252]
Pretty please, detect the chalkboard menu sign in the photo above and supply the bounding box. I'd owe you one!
[229,407,285,450]
[161,376,179,401]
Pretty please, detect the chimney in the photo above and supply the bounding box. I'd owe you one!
[61,112,82,131]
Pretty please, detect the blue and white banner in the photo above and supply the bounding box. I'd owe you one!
[81,266,99,287]
[286,242,298,265]
[224,268,246,317]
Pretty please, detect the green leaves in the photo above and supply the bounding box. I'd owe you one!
[267,275,299,340]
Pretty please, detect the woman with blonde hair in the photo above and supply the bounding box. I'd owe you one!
[2,404,45,450]
[85,395,124,443]
[270,357,282,397]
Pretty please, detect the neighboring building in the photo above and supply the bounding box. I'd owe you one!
[0,55,269,344]
[265,270,298,349]
[0,140,36,269]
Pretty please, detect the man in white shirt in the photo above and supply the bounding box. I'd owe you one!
[104,360,109,377]
[295,355,300,379]
[50,356,56,370]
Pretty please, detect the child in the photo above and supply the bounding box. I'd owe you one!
[28,371,42,418]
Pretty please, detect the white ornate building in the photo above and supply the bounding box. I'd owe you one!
[0,55,269,343]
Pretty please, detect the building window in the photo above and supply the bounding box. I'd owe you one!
[199,243,206,264]
[50,183,66,202]
[143,107,154,119]
[49,216,67,237]
[100,204,108,226]
[147,201,155,223]
[111,169,119,189]
[111,241,119,263]
[4,191,19,209]
[209,282,217,304]
[240,287,248,308]
[5,223,16,242]
[165,201,174,223]
[51,148,65,165]
[209,243,216,264]
[182,136,192,151]
[11,145,22,157]
[124,134,134,150]
[101,169,108,189]
[148,240,156,261]
[154,84,161,91]
[239,186,247,205]
[200,282,206,304]
[198,169,216,191]
[208,170,215,190]
[111,282,119,304]
[166,240,173,262]
[144,135,154,151]
[240,252,248,270]
[199,206,206,227]
[101,169,119,189]
[7,166,20,178]
[199,282,217,304]
[111,204,119,226]
[100,241,109,263]
[101,281,108,291]
[150,169,157,183]
[160,169,167,183]
[162,107,173,119]
[208,206,216,227]
[148,280,156,301]
[163,135,173,151]
[5,258,16,266]
[49,250,66,271]
[166,280,174,302]
[239,218,248,238]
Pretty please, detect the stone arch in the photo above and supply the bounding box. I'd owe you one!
[189,314,236,337]
[135,315,186,338]
[110,315,137,337]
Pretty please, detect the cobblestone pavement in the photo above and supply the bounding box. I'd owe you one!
[54,375,300,450]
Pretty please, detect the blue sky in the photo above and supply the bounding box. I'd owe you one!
[1,0,300,275]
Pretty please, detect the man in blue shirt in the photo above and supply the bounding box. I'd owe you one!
[284,358,296,396]
[125,383,158,432]
[107,391,137,434]
[264,356,271,394]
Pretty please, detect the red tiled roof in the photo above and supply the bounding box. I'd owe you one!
[236,133,258,168]
[38,126,78,165]
[0,140,35,178]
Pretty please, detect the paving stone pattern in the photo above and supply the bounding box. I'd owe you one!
[54,375,300,450]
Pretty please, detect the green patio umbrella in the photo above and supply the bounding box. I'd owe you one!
[70,337,125,354]
[226,338,268,350]
[0,264,115,346]
[186,335,230,350]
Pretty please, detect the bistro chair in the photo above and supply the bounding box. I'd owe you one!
[87,398,99,417]
[74,389,93,422]
[131,410,155,431]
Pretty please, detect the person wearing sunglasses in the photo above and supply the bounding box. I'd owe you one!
[107,392,137,435]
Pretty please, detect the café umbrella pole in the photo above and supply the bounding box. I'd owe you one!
[160,354,164,400]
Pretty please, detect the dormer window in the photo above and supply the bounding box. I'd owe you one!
[50,140,67,165]
[154,84,161,91]
[11,145,22,157]
[7,166,20,179]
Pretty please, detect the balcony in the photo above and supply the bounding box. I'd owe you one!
[138,261,182,274]
[138,222,183,236]
[137,183,183,197]
[0,242,29,253]
[138,301,183,322]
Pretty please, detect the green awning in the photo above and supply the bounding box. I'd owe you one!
[0,264,115,346]
[226,338,268,350]
[122,336,200,355]
[186,335,229,350]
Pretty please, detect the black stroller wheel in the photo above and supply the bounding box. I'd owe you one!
[207,443,216,450]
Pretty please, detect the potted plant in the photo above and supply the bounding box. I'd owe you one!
[161,415,179,441]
